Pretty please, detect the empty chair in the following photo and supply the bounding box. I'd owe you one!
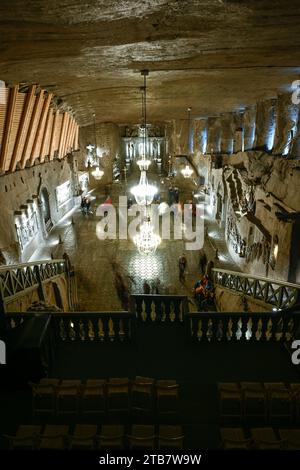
[29,381,58,415]
[156,380,179,415]
[81,379,106,416]
[107,378,130,414]
[127,425,155,450]
[38,425,69,450]
[131,376,155,414]
[264,383,292,422]
[69,424,98,450]
[241,382,267,421]
[56,380,81,415]
[98,425,125,450]
[220,427,252,450]
[4,425,42,450]
[218,383,242,420]
[158,425,184,449]
[250,427,283,450]
[278,428,300,450]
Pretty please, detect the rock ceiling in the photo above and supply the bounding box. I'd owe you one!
[1,0,300,126]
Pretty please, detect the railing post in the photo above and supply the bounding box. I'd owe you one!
[33,264,46,302]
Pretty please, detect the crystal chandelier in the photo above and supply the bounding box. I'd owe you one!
[91,113,104,180]
[136,83,151,171]
[92,166,104,180]
[181,164,193,178]
[181,107,193,179]
[133,217,161,255]
[131,170,157,206]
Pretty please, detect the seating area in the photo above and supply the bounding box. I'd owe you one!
[219,382,300,423]
[220,427,300,450]
[4,423,184,450]
[29,377,179,417]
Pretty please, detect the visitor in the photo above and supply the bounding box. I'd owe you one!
[178,253,187,283]
[143,281,151,294]
[81,196,87,214]
[85,197,91,214]
[199,248,208,275]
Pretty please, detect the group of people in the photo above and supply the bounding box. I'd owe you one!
[81,196,91,215]
[193,275,215,310]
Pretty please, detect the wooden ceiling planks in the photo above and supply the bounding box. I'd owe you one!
[0,85,18,172]
[0,83,79,174]
[10,84,36,172]
[29,92,52,165]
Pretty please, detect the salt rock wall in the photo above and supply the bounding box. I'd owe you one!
[77,122,120,187]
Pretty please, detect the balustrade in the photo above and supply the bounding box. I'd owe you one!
[213,268,300,310]
[130,295,188,322]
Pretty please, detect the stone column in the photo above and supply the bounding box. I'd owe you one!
[243,107,256,150]
[207,117,221,153]
[273,93,298,155]
[233,113,244,153]
[220,114,234,154]
[193,119,207,155]
[254,99,277,151]
[291,108,300,157]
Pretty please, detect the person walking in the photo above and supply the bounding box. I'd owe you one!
[178,253,187,283]
[199,248,208,275]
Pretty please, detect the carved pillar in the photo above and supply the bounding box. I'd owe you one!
[193,119,207,154]
[243,107,256,150]
[291,108,300,157]
[220,114,234,154]
[254,99,277,151]
[233,112,244,153]
[273,93,298,155]
[207,117,221,153]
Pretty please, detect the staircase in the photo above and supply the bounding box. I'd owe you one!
[0,258,78,314]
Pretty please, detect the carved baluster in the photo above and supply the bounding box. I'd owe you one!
[165,299,171,321]
[206,318,213,341]
[161,302,166,322]
[285,318,295,342]
[79,319,85,341]
[226,317,233,341]
[216,319,223,341]
[69,319,76,341]
[108,317,115,341]
[275,316,283,341]
[119,319,125,341]
[97,318,105,341]
[150,301,156,322]
[88,319,95,341]
[179,301,183,322]
[197,319,203,341]
[255,318,263,341]
[174,301,180,322]
[246,317,253,340]
[265,318,273,341]
[59,318,67,341]
[170,302,176,322]
[235,317,242,340]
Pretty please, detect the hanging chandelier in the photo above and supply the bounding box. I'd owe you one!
[91,113,104,180]
[131,170,157,206]
[181,164,193,178]
[136,82,151,171]
[133,217,161,255]
[92,166,104,180]
[181,107,193,179]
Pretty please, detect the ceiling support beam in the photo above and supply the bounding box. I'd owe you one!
[0,85,18,172]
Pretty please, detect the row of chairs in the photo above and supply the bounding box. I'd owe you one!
[219,382,300,422]
[220,427,300,450]
[4,424,184,450]
[30,377,179,416]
